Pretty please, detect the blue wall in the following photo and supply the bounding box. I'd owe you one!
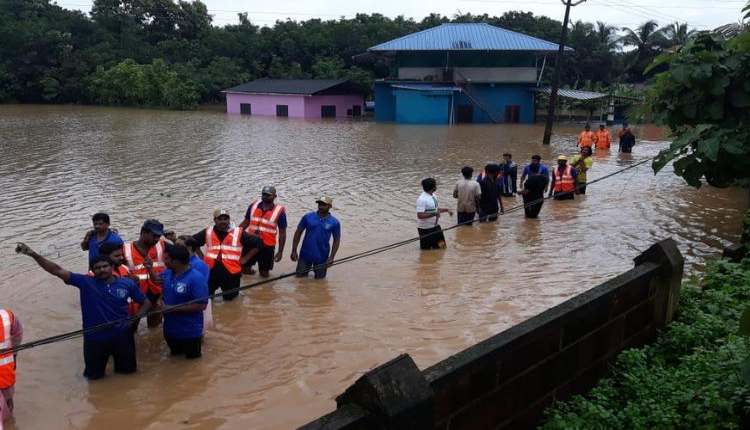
[394,89,452,124]
[374,82,396,122]
[461,84,535,123]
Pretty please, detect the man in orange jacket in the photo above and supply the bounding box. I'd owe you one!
[595,124,612,150]
[577,124,596,149]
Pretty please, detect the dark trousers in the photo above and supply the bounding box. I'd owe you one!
[295,258,328,279]
[418,226,446,250]
[165,336,202,359]
[577,183,587,194]
[83,331,137,379]
[553,191,575,200]
[523,194,544,218]
[208,264,241,301]
[457,211,475,225]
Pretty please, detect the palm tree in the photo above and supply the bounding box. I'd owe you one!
[595,21,619,51]
[620,20,668,80]
[661,22,697,49]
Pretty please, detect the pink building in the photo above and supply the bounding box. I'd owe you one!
[224,79,365,119]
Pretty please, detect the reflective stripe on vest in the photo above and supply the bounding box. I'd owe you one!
[0,309,15,388]
[246,201,284,246]
[204,226,243,274]
[122,241,165,294]
[553,165,575,193]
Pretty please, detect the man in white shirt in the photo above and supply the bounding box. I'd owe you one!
[453,166,482,226]
[416,177,452,250]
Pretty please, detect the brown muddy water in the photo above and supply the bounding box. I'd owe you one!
[0,105,746,429]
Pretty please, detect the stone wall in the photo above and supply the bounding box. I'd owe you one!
[301,239,684,430]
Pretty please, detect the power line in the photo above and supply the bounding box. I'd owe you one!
[2,154,656,356]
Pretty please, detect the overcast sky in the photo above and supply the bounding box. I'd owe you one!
[57,0,744,32]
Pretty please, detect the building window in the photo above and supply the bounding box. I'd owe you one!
[352,105,362,117]
[240,103,251,115]
[504,105,520,123]
[321,105,336,118]
[276,105,288,117]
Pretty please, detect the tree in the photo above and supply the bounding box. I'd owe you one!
[621,20,668,81]
[650,32,750,188]
[661,22,697,49]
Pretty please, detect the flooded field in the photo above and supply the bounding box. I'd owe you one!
[0,105,745,429]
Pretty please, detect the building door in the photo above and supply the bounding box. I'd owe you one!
[276,105,288,117]
[240,103,251,115]
[456,104,473,123]
[352,105,362,117]
[321,105,336,118]
[504,105,520,123]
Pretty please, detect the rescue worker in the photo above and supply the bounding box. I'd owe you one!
[239,186,287,278]
[80,213,123,269]
[122,219,166,328]
[548,155,578,200]
[577,124,596,149]
[618,123,636,153]
[96,242,131,278]
[191,209,261,301]
[291,197,342,278]
[0,308,22,426]
[595,124,612,151]
[570,146,594,194]
[16,243,152,380]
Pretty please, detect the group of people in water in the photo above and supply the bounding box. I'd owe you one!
[415,123,636,250]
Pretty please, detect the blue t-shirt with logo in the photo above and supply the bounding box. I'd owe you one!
[161,267,209,339]
[298,212,341,264]
[189,255,210,281]
[66,273,145,341]
[87,229,124,266]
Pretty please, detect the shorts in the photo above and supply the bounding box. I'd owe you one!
[417,226,446,250]
[295,258,328,279]
[83,331,137,379]
[208,264,241,301]
[165,336,202,359]
[245,244,275,272]
[457,212,475,225]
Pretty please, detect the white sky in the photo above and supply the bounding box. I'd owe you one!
[56,0,744,32]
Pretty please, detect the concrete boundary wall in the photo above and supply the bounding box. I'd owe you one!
[300,239,684,430]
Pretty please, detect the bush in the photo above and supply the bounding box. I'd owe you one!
[541,258,750,429]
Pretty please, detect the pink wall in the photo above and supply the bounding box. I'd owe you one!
[304,94,365,118]
[226,93,306,117]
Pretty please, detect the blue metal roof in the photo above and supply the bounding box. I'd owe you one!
[391,84,462,92]
[368,23,567,52]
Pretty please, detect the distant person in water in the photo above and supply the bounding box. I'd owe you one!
[453,166,481,225]
[477,164,504,221]
[415,179,451,250]
[521,158,549,218]
[549,156,578,200]
[618,123,636,153]
[570,146,594,195]
[499,153,518,197]
[81,213,123,269]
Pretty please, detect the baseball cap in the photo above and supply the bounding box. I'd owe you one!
[213,209,230,218]
[557,155,568,161]
[142,219,165,236]
[261,186,277,195]
[316,196,334,207]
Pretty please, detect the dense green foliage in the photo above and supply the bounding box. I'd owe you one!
[0,0,699,109]
[541,258,750,429]
[650,31,750,188]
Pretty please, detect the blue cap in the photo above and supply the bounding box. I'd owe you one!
[142,219,164,236]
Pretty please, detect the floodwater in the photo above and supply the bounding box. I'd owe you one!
[0,105,745,429]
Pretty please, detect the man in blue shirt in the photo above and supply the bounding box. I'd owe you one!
[80,213,123,269]
[290,197,341,279]
[176,236,210,281]
[520,155,550,188]
[160,244,208,359]
[16,242,151,380]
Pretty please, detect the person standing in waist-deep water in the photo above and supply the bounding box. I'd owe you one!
[415,178,452,250]
[81,213,123,269]
[159,244,209,359]
[549,155,578,200]
[239,186,287,278]
[521,161,549,218]
[191,209,261,301]
[16,243,152,380]
[595,124,612,151]
[453,166,481,226]
[570,146,594,194]
[122,219,167,328]
[291,197,341,278]
[618,122,636,153]
[520,155,550,186]
[499,153,518,197]
[0,308,22,427]
[477,164,504,222]
[577,123,596,149]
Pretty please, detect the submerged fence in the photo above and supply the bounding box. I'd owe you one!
[301,238,684,430]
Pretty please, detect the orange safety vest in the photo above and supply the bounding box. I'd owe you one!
[245,201,285,247]
[553,165,576,193]
[122,240,165,296]
[578,131,595,148]
[0,309,17,390]
[204,226,243,274]
[87,265,130,277]
[595,130,611,148]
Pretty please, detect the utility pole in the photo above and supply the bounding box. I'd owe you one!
[542,0,586,145]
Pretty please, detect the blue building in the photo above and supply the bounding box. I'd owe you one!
[367,23,567,124]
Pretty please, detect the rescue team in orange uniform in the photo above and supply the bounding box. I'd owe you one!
[239,186,287,278]
[123,219,167,328]
[595,124,612,150]
[549,155,578,200]
[0,309,22,426]
[577,124,596,148]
